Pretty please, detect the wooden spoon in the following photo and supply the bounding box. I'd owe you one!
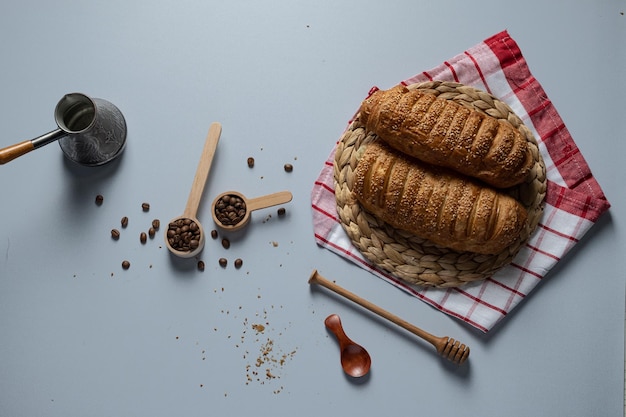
[211,190,292,232]
[324,314,372,378]
[164,122,221,258]
[309,269,470,365]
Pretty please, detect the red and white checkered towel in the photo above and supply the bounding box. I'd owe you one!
[310,30,611,332]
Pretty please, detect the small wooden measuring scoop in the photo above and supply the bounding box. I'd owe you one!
[309,269,470,365]
[211,190,292,232]
[164,122,221,258]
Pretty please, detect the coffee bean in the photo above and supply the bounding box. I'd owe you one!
[122,260,130,269]
[234,258,243,269]
[121,216,129,228]
[95,194,104,205]
[284,163,293,172]
[219,258,227,268]
[148,227,156,238]
[152,219,160,230]
[247,157,255,168]
[111,229,120,240]
[142,202,150,212]
[222,238,230,249]
[277,207,286,216]
[140,232,147,244]
[197,260,205,271]
[214,194,247,226]
[211,229,218,239]
[167,218,202,252]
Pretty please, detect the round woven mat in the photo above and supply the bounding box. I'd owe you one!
[333,81,547,288]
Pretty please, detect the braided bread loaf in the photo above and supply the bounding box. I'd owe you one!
[359,85,533,188]
[352,140,528,255]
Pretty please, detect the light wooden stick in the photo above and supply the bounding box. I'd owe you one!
[308,269,469,364]
[183,122,222,219]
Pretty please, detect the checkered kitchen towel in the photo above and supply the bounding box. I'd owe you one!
[310,30,611,332]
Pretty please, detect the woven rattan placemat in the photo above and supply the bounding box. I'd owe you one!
[333,81,547,288]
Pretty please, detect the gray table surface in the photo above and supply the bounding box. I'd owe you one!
[1,1,624,416]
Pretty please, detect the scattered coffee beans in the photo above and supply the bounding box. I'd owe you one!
[219,258,227,268]
[197,260,205,271]
[142,202,150,212]
[214,194,247,226]
[211,229,218,239]
[234,258,243,269]
[152,219,160,230]
[222,238,230,249]
[95,194,104,205]
[284,163,293,172]
[167,218,201,252]
[140,232,147,244]
[111,229,120,240]
[122,260,130,269]
[121,216,129,228]
[277,207,286,216]
[148,227,156,238]
[247,157,255,168]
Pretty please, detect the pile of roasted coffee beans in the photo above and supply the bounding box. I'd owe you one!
[96,170,291,272]
[167,218,201,252]
[214,194,247,226]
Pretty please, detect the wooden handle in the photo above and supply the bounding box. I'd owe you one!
[183,122,222,218]
[246,190,293,211]
[0,140,35,164]
[324,314,352,350]
[308,269,439,347]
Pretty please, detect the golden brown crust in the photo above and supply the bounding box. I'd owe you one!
[359,85,534,188]
[352,141,528,255]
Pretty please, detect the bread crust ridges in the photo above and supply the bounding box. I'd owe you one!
[359,85,533,189]
[352,140,528,255]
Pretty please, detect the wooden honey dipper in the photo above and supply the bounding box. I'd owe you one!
[308,269,470,365]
